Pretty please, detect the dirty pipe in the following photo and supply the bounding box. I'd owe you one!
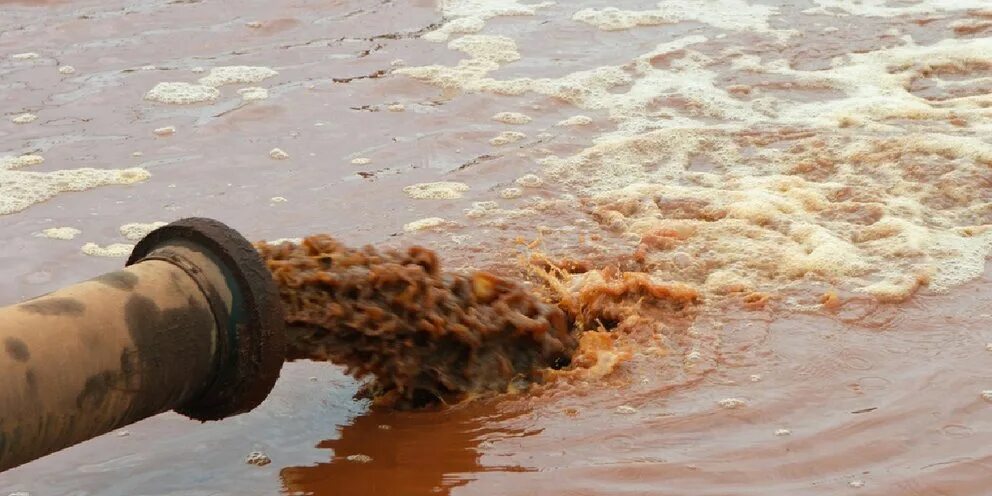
[0,218,285,472]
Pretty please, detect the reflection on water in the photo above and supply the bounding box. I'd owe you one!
[281,403,533,496]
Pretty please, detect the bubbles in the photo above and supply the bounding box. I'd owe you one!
[238,87,269,101]
[387,103,406,112]
[11,52,39,60]
[615,405,638,414]
[11,113,37,124]
[515,174,543,188]
[245,451,271,466]
[499,187,523,199]
[490,131,526,146]
[0,155,44,170]
[269,148,290,160]
[197,66,278,87]
[0,166,149,216]
[153,126,176,136]
[403,217,451,232]
[403,181,470,200]
[351,157,371,165]
[81,243,134,257]
[145,82,219,104]
[346,454,373,463]
[492,111,532,124]
[57,65,76,75]
[775,429,792,436]
[119,222,166,241]
[556,115,592,127]
[718,398,746,409]
[40,227,81,240]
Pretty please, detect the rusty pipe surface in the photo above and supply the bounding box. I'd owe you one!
[0,218,285,472]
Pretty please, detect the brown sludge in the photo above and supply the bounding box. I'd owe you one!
[255,235,577,408]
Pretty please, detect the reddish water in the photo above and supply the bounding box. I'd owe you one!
[3,0,992,495]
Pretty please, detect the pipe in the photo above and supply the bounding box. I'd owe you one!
[0,218,285,472]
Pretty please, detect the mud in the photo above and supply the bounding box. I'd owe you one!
[257,235,575,408]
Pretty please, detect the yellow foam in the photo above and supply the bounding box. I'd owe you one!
[40,227,80,240]
[403,181,470,199]
[145,82,219,104]
[81,243,134,258]
[197,66,278,87]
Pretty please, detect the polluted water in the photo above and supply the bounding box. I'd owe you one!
[3,0,992,495]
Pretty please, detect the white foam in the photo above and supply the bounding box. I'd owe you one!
[197,66,278,87]
[423,0,554,42]
[145,82,219,104]
[58,65,76,75]
[0,167,149,216]
[269,148,289,160]
[573,1,792,40]
[490,131,526,145]
[238,87,269,101]
[351,157,371,165]
[81,242,134,257]
[404,181,470,199]
[40,227,80,240]
[500,187,523,199]
[11,113,37,124]
[153,126,176,136]
[11,52,39,60]
[556,115,592,126]
[119,222,166,241]
[492,111,532,124]
[810,0,988,17]
[515,174,543,188]
[404,217,451,232]
[0,155,44,170]
[718,398,746,409]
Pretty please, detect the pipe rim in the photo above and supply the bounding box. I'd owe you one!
[126,218,286,421]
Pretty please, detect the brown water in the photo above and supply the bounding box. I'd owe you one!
[258,235,574,408]
[2,0,992,494]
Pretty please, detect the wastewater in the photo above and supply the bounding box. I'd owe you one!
[2,0,992,494]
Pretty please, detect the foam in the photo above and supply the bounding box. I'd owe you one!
[145,82,219,104]
[120,221,166,241]
[515,174,543,188]
[11,113,37,124]
[500,187,523,199]
[197,66,278,87]
[238,87,269,101]
[423,0,554,42]
[490,131,526,145]
[403,217,451,232]
[351,157,371,165]
[81,242,134,257]
[0,166,149,216]
[387,103,406,112]
[153,126,176,136]
[397,4,992,302]
[809,0,988,17]
[58,66,75,75]
[556,115,592,126]
[0,155,44,170]
[11,53,39,60]
[269,148,289,160]
[492,111,532,124]
[718,398,746,409]
[573,1,792,40]
[404,181,470,199]
[40,227,80,240]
